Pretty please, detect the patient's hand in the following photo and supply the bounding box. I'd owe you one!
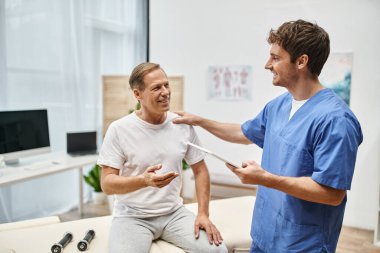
[194,214,223,246]
[142,164,179,188]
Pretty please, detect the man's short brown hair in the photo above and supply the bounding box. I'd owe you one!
[129,62,162,90]
[267,19,330,76]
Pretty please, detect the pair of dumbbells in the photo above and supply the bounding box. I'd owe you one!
[51,230,95,253]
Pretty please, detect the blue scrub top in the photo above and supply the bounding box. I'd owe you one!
[242,89,363,253]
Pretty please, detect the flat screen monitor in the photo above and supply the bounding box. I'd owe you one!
[66,131,97,156]
[0,109,50,165]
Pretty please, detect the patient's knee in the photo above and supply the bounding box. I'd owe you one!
[194,243,228,253]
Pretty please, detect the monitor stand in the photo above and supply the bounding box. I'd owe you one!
[0,157,20,177]
[0,156,6,176]
[4,158,20,166]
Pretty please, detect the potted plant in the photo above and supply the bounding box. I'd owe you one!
[83,164,106,204]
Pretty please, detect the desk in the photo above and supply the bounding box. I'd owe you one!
[0,152,98,215]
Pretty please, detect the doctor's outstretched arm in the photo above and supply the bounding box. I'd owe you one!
[226,161,346,206]
[173,111,251,145]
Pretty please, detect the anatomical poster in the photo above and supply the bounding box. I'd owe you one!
[207,65,252,101]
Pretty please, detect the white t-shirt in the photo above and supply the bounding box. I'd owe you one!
[289,97,308,120]
[97,111,205,218]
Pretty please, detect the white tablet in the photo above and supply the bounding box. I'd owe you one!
[187,142,240,168]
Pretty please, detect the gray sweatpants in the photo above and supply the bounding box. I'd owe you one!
[109,206,228,253]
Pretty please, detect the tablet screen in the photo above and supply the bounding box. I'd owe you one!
[187,142,240,168]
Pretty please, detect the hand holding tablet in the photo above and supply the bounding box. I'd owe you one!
[187,142,240,168]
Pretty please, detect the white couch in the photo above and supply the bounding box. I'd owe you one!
[0,196,255,253]
[0,215,61,232]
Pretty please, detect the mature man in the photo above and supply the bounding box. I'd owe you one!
[173,20,363,252]
[98,62,227,253]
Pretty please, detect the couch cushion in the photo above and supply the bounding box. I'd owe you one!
[0,248,15,253]
[0,216,60,232]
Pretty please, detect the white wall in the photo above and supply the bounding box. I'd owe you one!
[150,0,380,230]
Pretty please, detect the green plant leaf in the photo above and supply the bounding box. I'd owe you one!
[135,102,141,110]
[83,164,102,192]
[182,160,189,170]
[129,102,140,114]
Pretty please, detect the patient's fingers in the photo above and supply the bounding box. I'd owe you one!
[154,172,178,188]
[194,223,200,239]
[146,164,162,173]
[156,171,177,181]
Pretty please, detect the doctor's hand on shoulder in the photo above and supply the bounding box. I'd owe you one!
[142,164,179,188]
[172,111,202,126]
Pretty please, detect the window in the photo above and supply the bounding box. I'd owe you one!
[0,0,147,222]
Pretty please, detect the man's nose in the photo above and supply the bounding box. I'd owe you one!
[161,87,170,95]
[264,60,272,70]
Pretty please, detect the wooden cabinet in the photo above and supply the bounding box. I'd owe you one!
[102,75,184,135]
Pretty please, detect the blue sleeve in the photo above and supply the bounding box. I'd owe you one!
[241,106,268,149]
[312,116,363,190]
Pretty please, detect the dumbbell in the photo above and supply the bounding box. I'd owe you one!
[77,229,96,251]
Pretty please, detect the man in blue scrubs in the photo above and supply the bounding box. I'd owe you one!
[173,19,363,252]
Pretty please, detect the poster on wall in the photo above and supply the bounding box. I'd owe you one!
[207,65,252,101]
[320,52,353,105]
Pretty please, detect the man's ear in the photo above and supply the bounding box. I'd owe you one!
[133,88,141,100]
[297,54,309,70]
